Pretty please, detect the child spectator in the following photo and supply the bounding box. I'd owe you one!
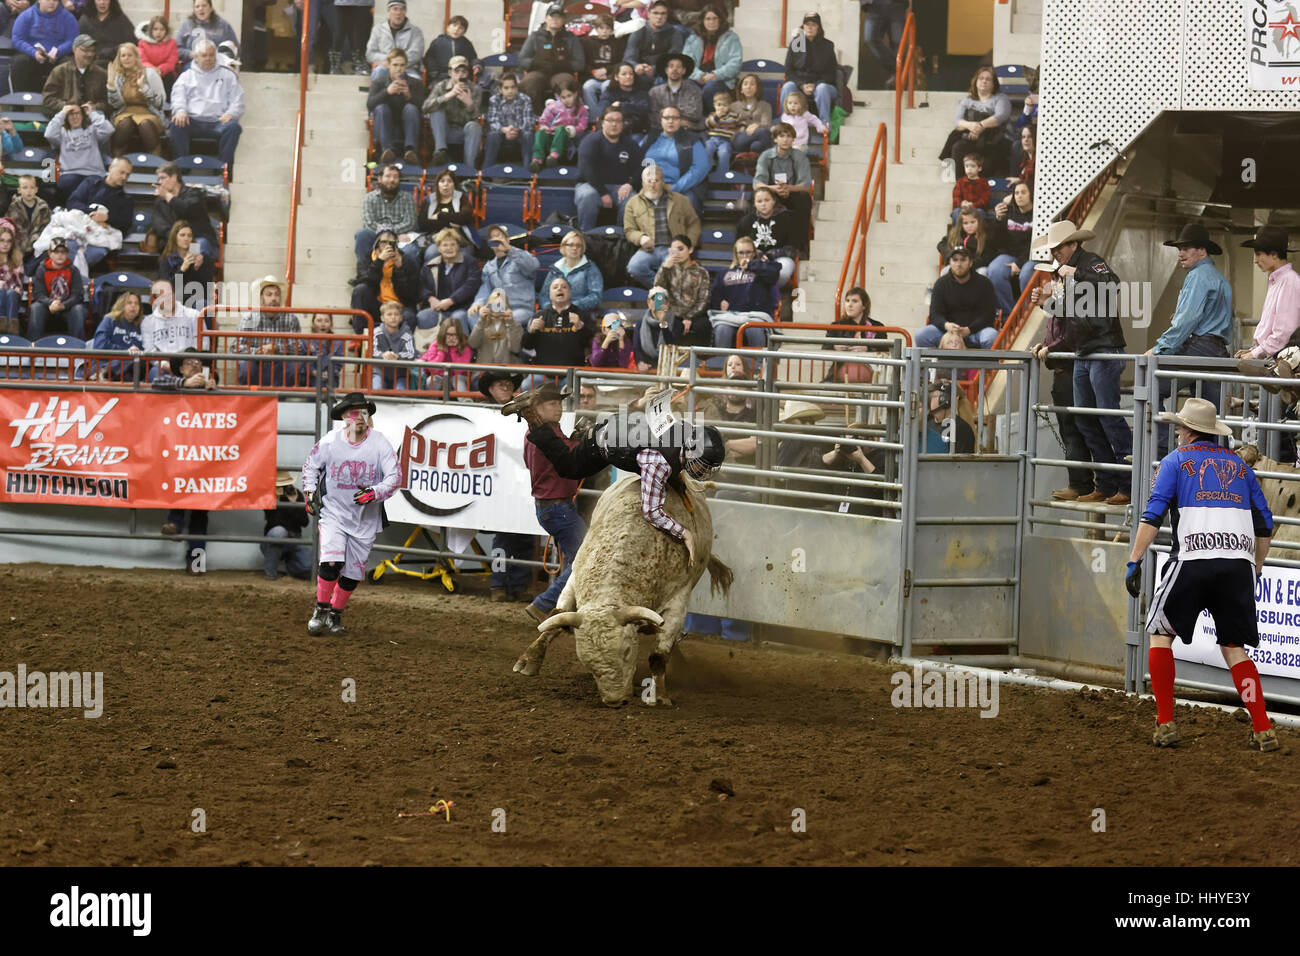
[45,104,112,202]
[938,203,992,272]
[158,219,214,311]
[482,72,534,169]
[530,83,588,173]
[368,47,425,165]
[754,123,812,256]
[0,117,23,156]
[952,153,989,221]
[780,89,825,150]
[373,300,417,390]
[262,472,311,581]
[708,236,780,353]
[420,315,472,394]
[29,238,88,339]
[737,185,797,287]
[1011,122,1035,188]
[303,312,344,388]
[467,289,523,365]
[651,234,711,346]
[730,73,772,158]
[137,15,179,91]
[703,89,740,171]
[422,13,476,84]
[8,176,51,277]
[580,13,625,115]
[591,311,634,367]
[89,289,143,379]
[0,219,22,335]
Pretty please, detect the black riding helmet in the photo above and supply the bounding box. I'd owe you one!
[684,425,725,480]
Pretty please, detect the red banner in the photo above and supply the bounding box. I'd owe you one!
[0,390,277,510]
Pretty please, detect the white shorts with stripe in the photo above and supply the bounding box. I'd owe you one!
[318,519,376,581]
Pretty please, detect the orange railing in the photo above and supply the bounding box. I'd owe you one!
[833,123,888,321]
[734,321,912,383]
[284,0,313,304]
[893,11,918,164]
[779,0,788,49]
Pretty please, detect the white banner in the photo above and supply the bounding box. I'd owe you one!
[1246,0,1300,89]
[373,401,575,535]
[1160,554,1300,681]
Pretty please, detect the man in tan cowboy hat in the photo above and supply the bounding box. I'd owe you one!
[234,276,306,387]
[1150,223,1233,457]
[1029,220,1132,505]
[263,471,311,581]
[1126,397,1279,752]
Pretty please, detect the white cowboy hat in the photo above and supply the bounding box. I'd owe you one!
[1030,220,1095,252]
[1159,397,1232,436]
[779,400,826,424]
[252,275,288,299]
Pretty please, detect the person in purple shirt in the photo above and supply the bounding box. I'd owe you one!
[11,0,79,91]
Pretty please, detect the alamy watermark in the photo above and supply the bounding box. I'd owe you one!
[0,664,103,718]
[1042,278,1153,329]
[890,664,999,718]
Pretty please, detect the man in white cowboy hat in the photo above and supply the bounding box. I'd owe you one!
[1125,397,1279,752]
[233,276,305,387]
[301,392,401,636]
[1150,223,1233,457]
[1030,219,1132,506]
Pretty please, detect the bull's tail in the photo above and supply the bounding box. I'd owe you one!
[706,555,733,597]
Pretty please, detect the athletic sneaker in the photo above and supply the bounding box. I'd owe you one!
[1251,727,1280,752]
[1152,721,1179,747]
[307,605,330,636]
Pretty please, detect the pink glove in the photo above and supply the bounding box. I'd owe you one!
[353,487,377,504]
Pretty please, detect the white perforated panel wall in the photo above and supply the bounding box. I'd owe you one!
[1035,0,1300,241]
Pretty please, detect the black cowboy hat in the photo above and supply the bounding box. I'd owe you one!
[658,52,695,77]
[1163,223,1222,256]
[1241,225,1297,255]
[477,369,523,401]
[330,392,377,419]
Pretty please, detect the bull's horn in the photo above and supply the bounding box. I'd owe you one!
[613,606,665,628]
[538,611,584,633]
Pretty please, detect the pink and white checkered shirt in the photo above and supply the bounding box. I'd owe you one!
[636,449,685,541]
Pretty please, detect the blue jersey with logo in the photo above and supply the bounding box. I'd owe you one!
[1141,443,1273,562]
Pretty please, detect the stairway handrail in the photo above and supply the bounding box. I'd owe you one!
[893,11,917,164]
[284,0,312,305]
[832,123,888,322]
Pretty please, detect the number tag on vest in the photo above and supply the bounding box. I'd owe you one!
[645,388,677,439]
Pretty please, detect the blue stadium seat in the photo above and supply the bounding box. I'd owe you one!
[6,146,49,179]
[741,59,783,78]
[585,225,622,243]
[426,161,479,182]
[481,163,534,227]
[696,227,736,265]
[0,333,30,379]
[995,64,1031,97]
[125,152,167,171]
[31,334,85,381]
[173,155,226,185]
[601,286,647,310]
[530,223,568,244]
[94,272,154,317]
[0,90,42,109]
[535,164,578,223]
[478,53,518,88]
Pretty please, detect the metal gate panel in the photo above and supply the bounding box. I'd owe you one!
[1018,536,1129,671]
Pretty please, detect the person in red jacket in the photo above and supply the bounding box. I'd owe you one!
[28,238,88,338]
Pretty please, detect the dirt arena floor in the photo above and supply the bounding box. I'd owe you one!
[2,563,1298,867]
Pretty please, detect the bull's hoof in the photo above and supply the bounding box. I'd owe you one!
[512,654,543,676]
[643,695,674,709]
[602,698,629,709]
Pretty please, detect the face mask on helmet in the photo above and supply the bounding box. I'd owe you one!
[684,426,724,480]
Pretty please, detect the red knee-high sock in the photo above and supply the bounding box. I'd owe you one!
[1230,659,1271,732]
[330,587,353,611]
[316,576,336,605]
[1149,646,1176,725]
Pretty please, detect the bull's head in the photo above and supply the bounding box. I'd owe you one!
[539,605,664,706]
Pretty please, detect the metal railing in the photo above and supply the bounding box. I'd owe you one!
[284,0,313,302]
[832,125,888,322]
[893,11,918,164]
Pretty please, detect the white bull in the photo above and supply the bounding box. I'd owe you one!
[511,473,732,706]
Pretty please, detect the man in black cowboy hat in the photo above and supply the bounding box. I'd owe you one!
[1237,226,1300,362]
[649,51,703,131]
[478,370,534,602]
[518,382,589,624]
[1150,223,1233,457]
[502,385,726,566]
[300,392,401,636]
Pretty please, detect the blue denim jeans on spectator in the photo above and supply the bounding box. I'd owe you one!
[863,3,907,81]
[483,128,529,168]
[262,525,311,578]
[703,135,732,172]
[531,499,587,612]
[731,127,772,155]
[430,111,483,165]
[628,246,669,287]
[574,182,633,231]
[1155,335,1229,457]
[417,305,472,333]
[581,77,610,115]
[28,302,88,339]
[914,323,998,349]
[986,253,1026,315]
[64,239,107,270]
[371,103,420,152]
[1073,357,1132,497]
[780,80,837,120]
[0,288,19,321]
[684,613,751,641]
[491,531,533,595]
[169,116,242,167]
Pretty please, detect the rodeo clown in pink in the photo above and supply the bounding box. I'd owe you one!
[301,392,401,636]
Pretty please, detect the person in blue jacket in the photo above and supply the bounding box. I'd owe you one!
[708,235,779,358]
[681,5,742,104]
[89,289,144,380]
[11,0,80,92]
[542,230,603,317]
[469,224,538,327]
